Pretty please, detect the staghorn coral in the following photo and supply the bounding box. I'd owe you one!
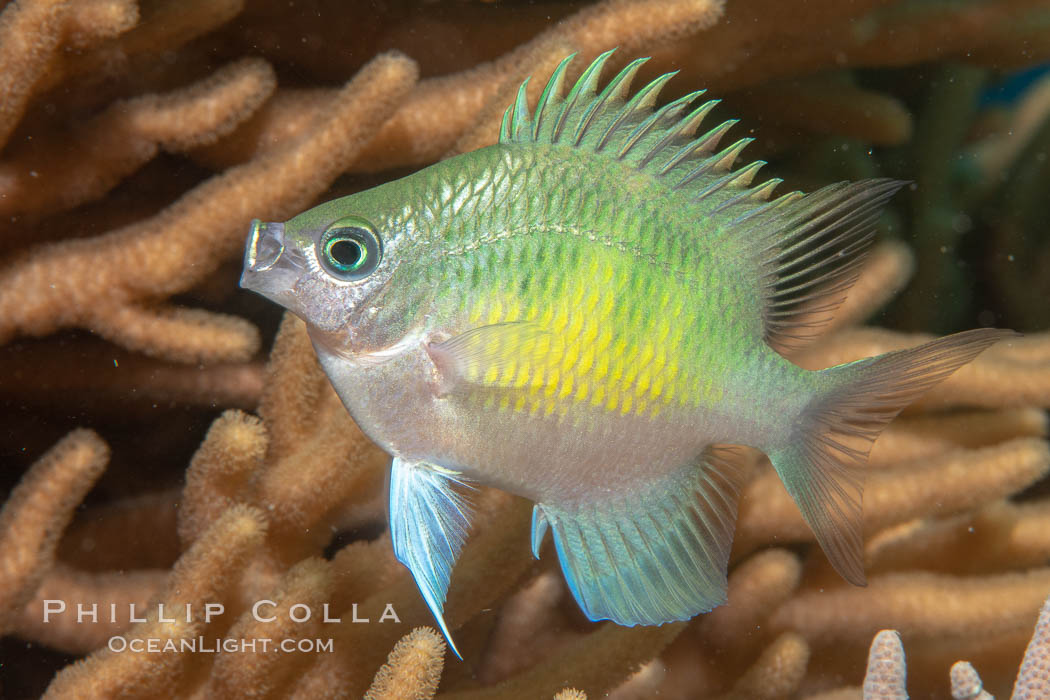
[1,0,1049,698]
[815,595,1050,698]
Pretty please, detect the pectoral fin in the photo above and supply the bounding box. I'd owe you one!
[389,457,474,658]
[426,321,557,391]
[535,448,745,625]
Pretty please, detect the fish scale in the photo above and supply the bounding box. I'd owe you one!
[241,50,1015,657]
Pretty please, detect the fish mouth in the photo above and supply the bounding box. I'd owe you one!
[239,219,300,303]
[243,219,285,273]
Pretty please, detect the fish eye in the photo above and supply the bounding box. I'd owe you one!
[318,217,381,281]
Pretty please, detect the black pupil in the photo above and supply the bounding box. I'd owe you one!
[330,238,363,268]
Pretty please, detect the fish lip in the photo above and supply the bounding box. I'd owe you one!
[240,219,301,299]
[243,219,285,273]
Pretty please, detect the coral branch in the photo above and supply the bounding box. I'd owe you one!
[177,410,267,546]
[951,661,992,700]
[737,439,1050,555]
[702,549,803,655]
[792,328,1050,409]
[43,608,202,700]
[165,504,268,605]
[364,627,445,700]
[39,0,245,94]
[0,51,419,362]
[553,690,588,700]
[715,632,810,700]
[441,623,686,700]
[1013,594,1050,699]
[59,489,181,572]
[772,569,1050,645]
[0,57,277,220]
[862,630,907,700]
[868,408,1047,467]
[257,314,330,462]
[89,304,262,364]
[14,564,168,654]
[0,0,72,149]
[204,558,335,698]
[0,429,108,633]
[866,500,1050,577]
[243,0,728,174]
[0,338,264,411]
[62,0,138,49]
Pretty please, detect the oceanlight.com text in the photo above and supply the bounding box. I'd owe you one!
[108,636,335,654]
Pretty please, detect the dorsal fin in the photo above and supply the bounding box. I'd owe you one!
[500,49,776,212]
[500,51,906,351]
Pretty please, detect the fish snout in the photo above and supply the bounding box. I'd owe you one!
[243,219,285,274]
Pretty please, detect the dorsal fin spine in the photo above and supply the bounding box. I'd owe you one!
[637,93,713,170]
[551,49,614,143]
[714,137,755,171]
[690,169,741,202]
[532,54,575,142]
[750,178,782,200]
[710,174,777,215]
[574,57,649,147]
[500,105,512,143]
[672,138,756,192]
[725,156,764,189]
[692,119,738,157]
[596,68,674,152]
[513,78,531,142]
[618,91,700,160]
[653,99,721,175]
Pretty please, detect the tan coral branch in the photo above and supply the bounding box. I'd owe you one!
[0,57,277,220]
[365,627,446,700]
[0,339,264,412]
[736,438,1050,556]
[715,632,810,700]
[42,505,269,697]
[203,558,336,698]
[553,690,588,700]
[0,429,109,633]
[868,407,1047,467]
[14,564,169,655]
[701,549,803,655]
[177,410,268,546]
[0,51,419,362]
[61,0,138,49]
[866,499,1050,577]
[89,304,262,364]
[791,328,1050,409]
[37,0,245,95]
[199,0,726,174]
[0,0,72,149]
[772,569,1050,645]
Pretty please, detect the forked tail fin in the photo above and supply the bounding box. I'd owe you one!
[768,328,1017,585]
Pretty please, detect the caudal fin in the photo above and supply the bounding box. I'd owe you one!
[768,328,1017,585]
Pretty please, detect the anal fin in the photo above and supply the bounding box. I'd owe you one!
[389,457,474,658]
[533,448,745,626]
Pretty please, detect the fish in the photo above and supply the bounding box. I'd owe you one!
[239,50,1014,657]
